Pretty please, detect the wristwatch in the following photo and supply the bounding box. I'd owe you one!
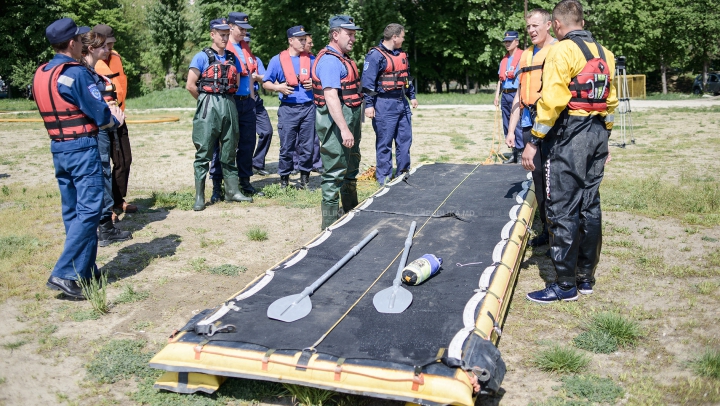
[529,136,542,146]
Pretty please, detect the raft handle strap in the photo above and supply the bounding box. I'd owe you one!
[262,349,276,371]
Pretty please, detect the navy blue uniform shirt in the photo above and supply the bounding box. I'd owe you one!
[361,42,416,108]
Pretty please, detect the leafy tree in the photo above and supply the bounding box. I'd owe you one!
[147,0,190,86]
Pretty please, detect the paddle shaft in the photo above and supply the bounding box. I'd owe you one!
[293,229,379,304]
[392,221,417,288]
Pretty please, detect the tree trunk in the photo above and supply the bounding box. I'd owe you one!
[435,79,442,94]
[703,60,709,88]
[660,55,667,94]
[465,73,470,94]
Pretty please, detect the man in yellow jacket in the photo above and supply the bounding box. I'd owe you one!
[522,0,618,303]
[93,24,136,220]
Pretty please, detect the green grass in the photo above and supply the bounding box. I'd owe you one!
[531,344,590,373]
[690,348,720,379]
[115,284,150,304]
[0,235,41,259]
[644,92,704,100]
[190,257,208,272]
[601,175,720,225]
[588,312,643,348]
[207,264,247,276]
[284,384,336,406]
[77,269,109,315]
[86,339,157,384]
[415,92,494,105]
[246,226,268,241]
[696,281,718,294]
[124,88,195,109]
[150,190,195,211]
[2,339,30,351]
[560,374,625,403]
[573,329,618,354]
[0,98,37,111]
[70,308,101,322]
[260,183,321,209]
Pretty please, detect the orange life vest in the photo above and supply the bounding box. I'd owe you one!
[196,48,239,94]
[95,50,127,110]
[311,48,362,108]
[565,36,610,112]
[279,50,311,87]
[32,62,99,140]
[498,48,523,81]
[372,46,410,91]
[518,44,553,108]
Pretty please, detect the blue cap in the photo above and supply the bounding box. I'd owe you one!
[329,15,362,31]
[229,12,253,29]
[287,25,308,38]
[46,18,90,44]
[502,31,519,41]
[209,18,230,31]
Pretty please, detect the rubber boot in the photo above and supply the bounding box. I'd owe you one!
[298,171,310,190]
[321,202,339,229]
[280,175,289,188]
[503,148,517,164]
[340,180,358,213]
[225,177,253,203]
[240,177,264,196]
[210,178,224,204]
[515,148,524,164]
[193,178,206,211]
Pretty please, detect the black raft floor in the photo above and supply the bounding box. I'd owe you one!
[177,163,528,372]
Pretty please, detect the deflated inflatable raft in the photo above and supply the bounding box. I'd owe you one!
[149,163,536,406]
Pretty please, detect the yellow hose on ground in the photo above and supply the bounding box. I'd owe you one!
[0,117,180,124]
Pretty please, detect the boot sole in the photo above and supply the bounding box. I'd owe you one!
[525,294,579,304]
[578,289,593,295]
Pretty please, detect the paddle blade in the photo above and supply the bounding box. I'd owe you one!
[373,286,413,314]
[267,294,312,322]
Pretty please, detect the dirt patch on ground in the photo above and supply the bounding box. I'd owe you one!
[1,104,719,405]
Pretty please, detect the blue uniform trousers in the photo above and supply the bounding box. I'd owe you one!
[372,93,412,185]
[211,96,256,179]
[96,129,115,223]
[50,136,103,281]
[501,91,524,149]
[278,102,316,175]
[252,94,273,170]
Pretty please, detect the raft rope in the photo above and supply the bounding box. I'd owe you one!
[483,105,507,164]
[305,163,482,352]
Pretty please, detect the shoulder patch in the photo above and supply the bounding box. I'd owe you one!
[57,75,74,87]
[363,61,369,71]
[88,84,102,100]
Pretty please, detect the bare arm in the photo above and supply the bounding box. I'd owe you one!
[324,88,354,148]
[506,89,522,147]
[494,80,502,106]
[186,68,200,100]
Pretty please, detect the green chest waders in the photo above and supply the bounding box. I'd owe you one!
[316,103,362,228]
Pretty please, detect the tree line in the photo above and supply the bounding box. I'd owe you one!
[2,0,718,97]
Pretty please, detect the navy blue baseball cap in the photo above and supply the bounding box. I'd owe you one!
[229,12,253,29]
[287,25,308,38]
[46,18,90,44]
[209,18,230,31]
[329,15,362,31]
[502,31,519,41]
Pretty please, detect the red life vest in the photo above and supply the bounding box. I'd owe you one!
[566,36,610,112]
[279,50,311,87]
[498,48,523,81]
[373,46,410,91]
[227,41,257,76]
[196,48,239,94]
[32,62,99,140]
[311,48,363,108]
[98,74,117,104]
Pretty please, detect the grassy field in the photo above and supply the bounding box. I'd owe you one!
[0,104,719,405]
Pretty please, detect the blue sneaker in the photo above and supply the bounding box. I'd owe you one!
[577,282,593,295]
[526,283,578,304]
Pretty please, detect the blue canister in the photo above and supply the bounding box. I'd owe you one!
[401,254,443,285]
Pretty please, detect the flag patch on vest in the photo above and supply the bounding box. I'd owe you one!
[88,84,102,100]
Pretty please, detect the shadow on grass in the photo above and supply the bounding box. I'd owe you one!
[103,234,181,282]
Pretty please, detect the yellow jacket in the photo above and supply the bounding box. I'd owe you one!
[95,50,128,111]
[531,31,618,138]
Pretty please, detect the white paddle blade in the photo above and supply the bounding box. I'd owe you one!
[267,294,312,322]
[373,286,413,314]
